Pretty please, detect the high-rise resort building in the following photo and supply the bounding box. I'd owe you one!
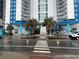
[5,0,30,33]
[56,0,79,33]
[5,0,79,33]
[0,0,4,25]
[30,0,57,22]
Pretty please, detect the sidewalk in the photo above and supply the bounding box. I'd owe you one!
[53,55,79,59]
[0,51,79,59]
[0,51,51,59]
[0,51,29,59]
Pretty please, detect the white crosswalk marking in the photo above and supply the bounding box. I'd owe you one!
[33,40,51,53]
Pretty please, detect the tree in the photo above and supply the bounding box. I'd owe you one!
[6,24,14,35]
[43,17,56,36]
[26,18,38,35]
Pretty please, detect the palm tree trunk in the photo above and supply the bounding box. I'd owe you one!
[49,25,51,37]
[32,28,34,39]
[49,29,51,37]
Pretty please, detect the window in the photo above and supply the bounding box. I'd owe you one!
[14,1,16,3]
[11,1,13,3]
[10,21,12,23]
[13,21,15,23]
[40,0,46,3]
[38,0,47,21]
[75,13,78,16]
[14,13,15,15]
[10,16,13,19]
[14,5,16,7]
[13,16,15,19]
[75,9,77,12]
[10,12,12,14]
[14,9,15,11]
[11,5,14,7]
[74,4,77,7]
[74,0,77,3]
[10,9,13,11]
[75,18,78,21]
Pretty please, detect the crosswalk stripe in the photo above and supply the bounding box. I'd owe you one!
[33,40,51,53]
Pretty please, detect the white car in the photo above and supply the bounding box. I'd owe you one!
[69,32,79,40]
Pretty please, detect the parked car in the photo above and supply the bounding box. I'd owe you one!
[69,32,79,40]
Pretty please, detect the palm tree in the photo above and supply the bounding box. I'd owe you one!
[26,18,38,35]
[6,24,14,36]
[43,17,56,37]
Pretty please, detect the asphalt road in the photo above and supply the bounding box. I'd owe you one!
[0,35,79,55]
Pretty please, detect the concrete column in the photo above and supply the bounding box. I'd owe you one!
[67,24,71,33]
[67,24,72,46]
[19,24,22,34]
